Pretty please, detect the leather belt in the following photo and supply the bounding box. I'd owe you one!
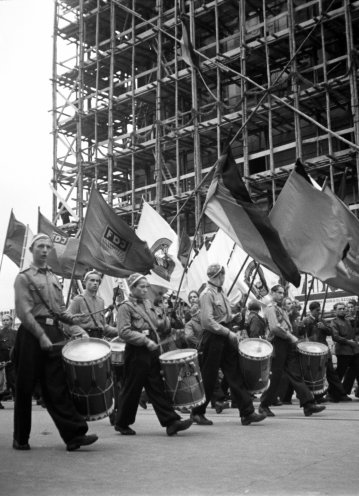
[35,316,59,326]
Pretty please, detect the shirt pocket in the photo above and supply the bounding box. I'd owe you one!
[131,312,145,330]
[29,283,46,304]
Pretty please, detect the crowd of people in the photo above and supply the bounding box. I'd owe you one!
[1,232,359,452]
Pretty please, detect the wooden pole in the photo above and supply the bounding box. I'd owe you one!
[227,254,250,297]
[301,276,315,319]
[242,262,260,307]
[52,0,59,222]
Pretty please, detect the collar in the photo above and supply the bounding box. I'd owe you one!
[208,281,223,292]
[30,263,51,274]
[129,295,145,306]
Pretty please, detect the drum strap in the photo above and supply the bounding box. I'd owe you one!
[124,301,163,351]
[81,296,102,329]
[23,273,59,321]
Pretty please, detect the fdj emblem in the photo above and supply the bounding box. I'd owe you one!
[244,261,269,300]
[103,226,130,262]
[150,237,175,282]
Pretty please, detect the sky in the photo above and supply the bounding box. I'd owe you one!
[0,0,54,310]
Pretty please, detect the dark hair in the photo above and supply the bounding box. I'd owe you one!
[188,290,199,302]
[271,284,284,293]
[154,296,163,307]
[347,299,357,306]
[334,302,345,310]
[309,301,320,311]
[248,301,261,312]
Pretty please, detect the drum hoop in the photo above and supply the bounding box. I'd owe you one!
[159,349,197,364]
[238,350,272,360]
[62,338,111,366]
[238,338,273,360]
[297,342,328,356]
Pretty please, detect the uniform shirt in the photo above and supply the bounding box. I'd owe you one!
[265,302,293,341]
[0,327,17,362]
[246,311,267,339]
[301,314,331,345]
[117,296,169,347]
[68,292,107,332]
[200,282,232,337]
[331,316,358,355]
[14,264,74,339]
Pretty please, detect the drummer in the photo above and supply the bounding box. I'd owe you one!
[258,285,326,417]
[68,270,118,339]
[190,263,267,426]
[12,233,98,451]
[113,273,193,436]
[300,301,350,403]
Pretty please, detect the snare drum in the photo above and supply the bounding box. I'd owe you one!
[238,338,273,394]
[297,341,328,395]
[159,349,205,409]
[62,338,114,421]
[110,338,126,366]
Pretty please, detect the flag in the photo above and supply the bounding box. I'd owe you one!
[337,167,348,201]
[77,188,154,278]
[38,210,86,278]
[180,14,200,71]
[269,160,348,282]
[177,228,192,268]
[136,201,187,295]
[186,242,208,295]
[3,211,26,267]
[204,146,301,287]
[20,225,34,270]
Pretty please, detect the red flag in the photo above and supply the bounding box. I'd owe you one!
[3,211,26,267]
[180,14,200,71]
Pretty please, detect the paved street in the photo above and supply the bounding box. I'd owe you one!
[1,398,359,496]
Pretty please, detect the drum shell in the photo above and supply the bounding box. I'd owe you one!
[238,338,273,394]
[159,349,205,409]
[110,339,125,366]
[297,341,328,395]
[62,338,114,421]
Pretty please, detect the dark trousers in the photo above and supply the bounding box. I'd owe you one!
[326,355,346,399]
[261,338,313,408]
[336,354,359,385]
[115,345,180,428]
[13,325,88,445]
[192,332,254,418]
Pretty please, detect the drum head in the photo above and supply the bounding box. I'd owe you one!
[110,342,126,352]
[297,341,328,355]
[238,338,273,358]
[62,338,111,362]
[160,349,197,362]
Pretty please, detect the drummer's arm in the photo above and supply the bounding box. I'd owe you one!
[103,324,118,338]
[266,307,294,341]
[66,297,89,336]
[118,304,155,348]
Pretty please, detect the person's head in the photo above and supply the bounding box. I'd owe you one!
[346,299,357,316]
[188,290,199,306]
[29,234,53,266]
[1,314,13,329]
[271,285,285,304]
[83,270,102,293]
[207,263,225,287]
[127,273,148,300]
[248,301,261,313]
[309,301,321,317]
[334,302,346,318]
[282,297,293,312]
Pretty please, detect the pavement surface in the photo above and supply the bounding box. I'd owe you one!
[1,398,359,496]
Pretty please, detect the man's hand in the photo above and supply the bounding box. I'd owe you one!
[39,333,53,351]
[72,313,88,325]
[289,334,298,344]
[228,331,239,348]
[146,340,159,352]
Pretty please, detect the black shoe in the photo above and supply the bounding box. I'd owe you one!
[303,403,326,416]
[258,405,275,417]
[241,411,267,426]
[166,418,193,436]
[12,440,31,450]
[215,401,230,414]
[271,398,283,406]
[139,398,147,410]
[339,395,352,402]
[190,413,213,425]
[114,425,136,435]
[177,406,191,414]
[315,396,328,404]
[66,433,98,451]
[0,402,4,409]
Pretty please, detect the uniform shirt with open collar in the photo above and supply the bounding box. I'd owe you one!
[200,282,232,337]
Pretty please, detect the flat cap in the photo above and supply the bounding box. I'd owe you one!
[29,233,52,249]
[207,263,225,279]
[127,273,147,288]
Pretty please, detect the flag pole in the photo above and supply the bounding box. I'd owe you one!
[320,284,330,320]
[301,276,315,319]
[242,262,260,307]
[226,254,250,297]
[65,184,94,307]
[19,225,30,270]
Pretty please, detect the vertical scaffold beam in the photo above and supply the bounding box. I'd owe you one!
[94,0,100,183]
[155,0,163,213]
[76,0,84,224]
[108,0,115,206]
[175,0,181,235]
[214,0,222,158]
[239,0,249,179]
[131,0,136,227]
[52,0,59,222]
[344,0,359,196]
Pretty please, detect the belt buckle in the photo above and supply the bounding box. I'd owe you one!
[45,318,54,326]
[143,330,149,337]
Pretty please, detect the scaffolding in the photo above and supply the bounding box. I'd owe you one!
[52,0,359,240]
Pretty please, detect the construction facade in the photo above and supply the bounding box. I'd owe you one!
[52,0,359,241]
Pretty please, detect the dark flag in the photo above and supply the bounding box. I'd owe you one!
[77,187,155,278]
[177,228,192,268]
[180,14,200,71]
[3,211,26,267]
[204,146,301,287]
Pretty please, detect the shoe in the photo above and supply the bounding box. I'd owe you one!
[339,395,352,402]
[0,402,4,409]
[271,398,283,406]
[190,413,213,426]
[303,403,326,416]
[315,396,328,404]
[166,418,193,436]
[215,400,230,414]
[325,395,339,403]
[13,440,31,450]
[258,405,275,417]
[66,433,98,451]
[114,425,136,435]
[178,406,191,414]
[241,411,267,426]
[139,398,147,410]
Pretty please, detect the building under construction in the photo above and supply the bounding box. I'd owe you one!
[52,0,359,241]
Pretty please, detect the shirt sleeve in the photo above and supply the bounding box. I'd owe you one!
[331,320,352,344]
[14,273,47,340]
[200,292,230,337]
[265,306,292,340]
